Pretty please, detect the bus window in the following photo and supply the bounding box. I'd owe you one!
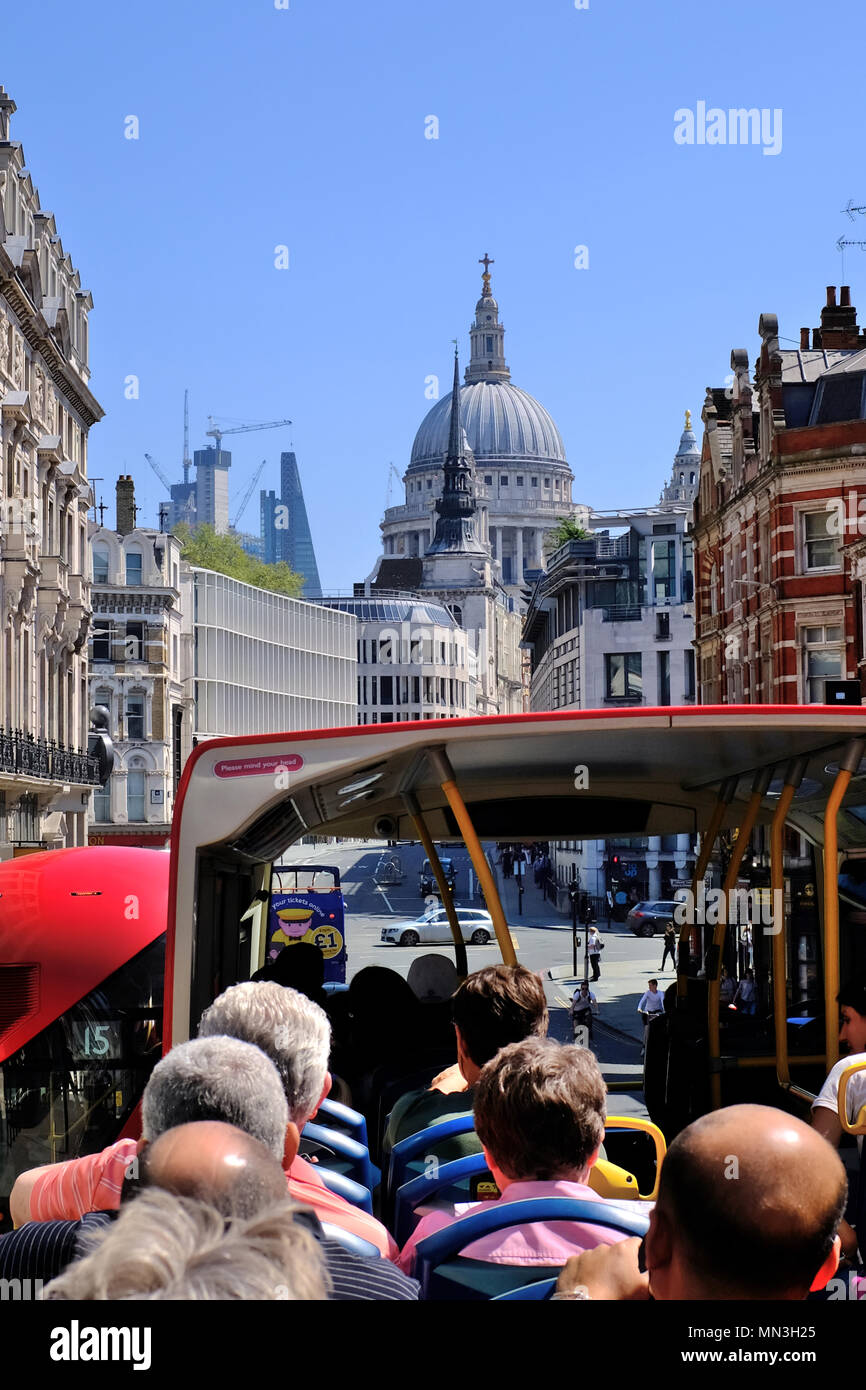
[0,935,164,1227]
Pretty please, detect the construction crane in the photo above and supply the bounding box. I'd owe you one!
[385,462,403,509]
[232,459,268,529]
[144,453,173,495]
[182,388,192,485]
[205,417,292,449]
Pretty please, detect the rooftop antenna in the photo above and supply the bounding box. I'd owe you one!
[842,200,866,221]
[836,235,866,283]
[182,388,192,485]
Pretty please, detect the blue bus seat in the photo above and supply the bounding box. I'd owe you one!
[492,1277,557,1301]
[368,1051,458,1163]
[386,1114,477,1212]
[316,1165,374,1215]
[393,1152,494,1246]
[315,1097,369,1149]
[320,1223,381,1258]
[413,1197,650,1301]
[301,1122,378,1192]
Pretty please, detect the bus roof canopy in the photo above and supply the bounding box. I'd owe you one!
[173,707,866,862]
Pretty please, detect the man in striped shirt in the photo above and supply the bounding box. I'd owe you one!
[3,1122,419,1300]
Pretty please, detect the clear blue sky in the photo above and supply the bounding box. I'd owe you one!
[5,0,865,590]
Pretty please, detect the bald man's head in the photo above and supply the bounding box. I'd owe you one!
[141,1122,289,1220]
[651,1105,847,1299]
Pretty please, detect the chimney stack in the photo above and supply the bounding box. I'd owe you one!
[116,475,136,536]
[815,284,862,349]
[800,327,810,350]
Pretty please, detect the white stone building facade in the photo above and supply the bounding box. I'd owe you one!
[87,479,193,846]
[317,594,477,722]
[188,568,357,739]
[0,88,104,854]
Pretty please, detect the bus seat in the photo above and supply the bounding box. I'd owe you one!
[368,1050,458,1161]
[492,1277,557,1301]
[301,1122,378,1192]
[413,1198,651,1301]
[316,1166,374,1215]
[320,1223,381,1258]
[387,1115,477,1208]
[315,1097,369,1149]
[394,1153,495,1246]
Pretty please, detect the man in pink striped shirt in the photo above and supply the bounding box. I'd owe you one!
[399,1037,631,1272]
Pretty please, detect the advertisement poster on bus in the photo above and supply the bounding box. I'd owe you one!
[267,865,347,984]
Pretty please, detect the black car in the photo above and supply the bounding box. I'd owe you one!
[626,901,678,937]
[419,857,457,897]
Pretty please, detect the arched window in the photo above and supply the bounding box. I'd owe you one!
[690,472,696,485]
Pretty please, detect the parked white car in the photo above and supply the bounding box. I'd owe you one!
[380,907,493,947]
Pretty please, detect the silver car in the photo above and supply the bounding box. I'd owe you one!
[381,907,493,947]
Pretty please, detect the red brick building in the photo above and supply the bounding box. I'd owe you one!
[693,286,866,704]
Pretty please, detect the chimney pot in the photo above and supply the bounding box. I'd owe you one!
[841,285,852,307]
[827,285,837,307]
[800,328,810,350]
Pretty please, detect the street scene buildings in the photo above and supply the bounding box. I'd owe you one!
[0,87,103,853]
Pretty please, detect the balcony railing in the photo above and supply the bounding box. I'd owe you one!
[0,729,103,784]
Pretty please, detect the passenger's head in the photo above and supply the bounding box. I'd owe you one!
[140,1037,288,1159]
[647,1104,847,1300]
[43,1189,327,1301]
[837,977,866,1054]
[407,954,459,1004]
[266,942,326,1001]
[474,1038,605,1184]
[451,964,548,1083]
[140,1122,289,1219]
[198,981,331,1127]
[648,979,658,991]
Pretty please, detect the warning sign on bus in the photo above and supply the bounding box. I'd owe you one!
[214,753,304,779]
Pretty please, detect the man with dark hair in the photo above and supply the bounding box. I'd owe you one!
[553,1104,847,1300]
[383,964,549,1158]
[399,1038,625,1272]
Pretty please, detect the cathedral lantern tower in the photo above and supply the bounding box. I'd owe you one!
[465,253,511,385]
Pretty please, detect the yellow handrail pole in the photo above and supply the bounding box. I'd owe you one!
[427,749,517,968]
[823,739,864,1071]
[771,758,807,1092]
[708,769,772,1109]
[677,779,736,1000]
[403,792,468,981]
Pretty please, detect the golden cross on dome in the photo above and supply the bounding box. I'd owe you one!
[685,409,692,430]
[479,252,494,292]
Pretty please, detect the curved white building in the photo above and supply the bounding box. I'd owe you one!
[381,262,586,596]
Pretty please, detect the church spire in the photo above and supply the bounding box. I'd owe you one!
[465,253,511,385]
[426,349,486,555]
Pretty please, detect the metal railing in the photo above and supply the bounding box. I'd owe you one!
[0,729,102,784]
